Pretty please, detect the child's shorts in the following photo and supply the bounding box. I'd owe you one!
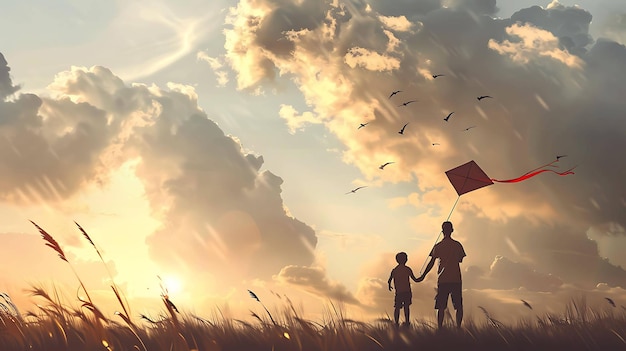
[394,291,412,308]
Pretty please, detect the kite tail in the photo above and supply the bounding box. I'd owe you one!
[490,166,576,183]
[521,159,559,176]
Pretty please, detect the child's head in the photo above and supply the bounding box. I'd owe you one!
[395,252,408,264]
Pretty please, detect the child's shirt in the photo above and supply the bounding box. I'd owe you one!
[391,264,414,293]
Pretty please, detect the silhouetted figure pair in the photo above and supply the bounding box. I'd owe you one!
[389,221,466,329]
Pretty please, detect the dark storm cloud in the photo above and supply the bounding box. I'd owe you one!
[221,0,626,295]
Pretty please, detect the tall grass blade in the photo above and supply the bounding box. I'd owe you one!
[30,220,67,262]
[248,289,277,326]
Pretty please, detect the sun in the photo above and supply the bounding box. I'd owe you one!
[161,275,183,295]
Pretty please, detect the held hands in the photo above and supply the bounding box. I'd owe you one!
[415,275,425,283]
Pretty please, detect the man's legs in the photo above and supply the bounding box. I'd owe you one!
[451,282,463,328]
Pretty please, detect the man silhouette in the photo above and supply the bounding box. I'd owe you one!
[417,221,466,329]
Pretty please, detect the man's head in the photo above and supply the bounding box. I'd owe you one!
[395,252,408,264]
[442,221,454,237]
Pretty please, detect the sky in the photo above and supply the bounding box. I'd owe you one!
[1,0,626,324]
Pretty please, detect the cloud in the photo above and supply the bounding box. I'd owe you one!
[344,47,401,71]
[275,265,360,305]
[488,23,584,68]
[510,1,593,55]
[196,52,230,86]
[278,104,322,133]
[0,54,318,296]
[485,255,563,292]
[444,0,498,16]
[599,13,626,45]
[0,53,19,99]
[378,15,414,32]
[0,65,124,204]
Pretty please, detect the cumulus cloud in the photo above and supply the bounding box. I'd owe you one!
[0,53,318,295]
[221,0,626,307]
[0,65,124,204]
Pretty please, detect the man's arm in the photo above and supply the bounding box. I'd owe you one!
[388,271,393,291]
[409,268,419,282]
[417,257,435,282]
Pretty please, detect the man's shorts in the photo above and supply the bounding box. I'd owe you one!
[435,282,462,310]
[394,291,412,308]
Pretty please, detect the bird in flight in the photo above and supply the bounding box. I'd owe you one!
[462,126,476,131]
[398,123,409,134]
[556,154,568,160]
[345,186,367,194]
[432,74,445,78]
[443,112,454,122]
[398,100,417,107]
[477,95,492,101]
[379,162,394,170]
[432,143,440,146]
[521,300,533,310]
[358,122,369,129]
[389,90,401,99]
[606,297,616,308]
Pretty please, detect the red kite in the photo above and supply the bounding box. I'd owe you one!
[445,159,575,197]
[445,160,493,196]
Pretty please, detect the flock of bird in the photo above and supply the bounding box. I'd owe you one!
[345,73,492,195]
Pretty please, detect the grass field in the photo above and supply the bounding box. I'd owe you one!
[2,287,626,351]
[2,222,624,350]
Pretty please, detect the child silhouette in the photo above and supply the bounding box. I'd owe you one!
[388,252,419,326]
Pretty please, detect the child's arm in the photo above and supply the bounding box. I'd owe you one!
[387,272,393,291]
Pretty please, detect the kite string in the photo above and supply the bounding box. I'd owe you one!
[418,195,460,275]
